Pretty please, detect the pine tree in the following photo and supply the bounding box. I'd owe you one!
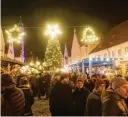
[44,39,63,71]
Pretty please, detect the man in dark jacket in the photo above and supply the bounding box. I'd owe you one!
[45,72,51,99]
[85,78,106,116]
[102,77,128,116]
[49,72,73,116]
[19,77,34,116]
[72,78,90,116]
[29,75,38,96]
[1,74,25,116]
[84,74,97,92]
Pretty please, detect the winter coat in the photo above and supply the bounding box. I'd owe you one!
[1,86,25,116]
[85,89,102,116]
[29,76,38,86]
[49,82,73,116]
[19,85,34,116]
[101,89,128,116]
[84,79,95,92]
[72,87,90,116]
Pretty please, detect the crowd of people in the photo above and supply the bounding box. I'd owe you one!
[1,67,128,116]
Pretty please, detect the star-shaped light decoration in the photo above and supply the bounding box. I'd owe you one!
[45,24,62,39]
[5,25,25,43]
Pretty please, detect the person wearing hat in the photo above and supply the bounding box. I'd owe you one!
[49,72,73,116]
[1,74,25,116]
[19,77,34,116]
[101,77,128,116]
[72,78,90,116]
[85,78,106,116]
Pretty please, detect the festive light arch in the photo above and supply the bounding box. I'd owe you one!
[81,26,98,43]
[5,25,25,43]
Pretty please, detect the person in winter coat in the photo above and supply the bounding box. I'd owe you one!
[72,78,90,116]
[29,75,38,96]
[85,78,106,116]
[45,72,51,99]
[1,74,25,116]
[102,77,128,116]
[84,74,97,92]
[19,77,34,116]
[37,73,46,99]
[49,72,73,116]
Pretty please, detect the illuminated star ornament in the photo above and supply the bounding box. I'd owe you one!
[81,26,98,43]
[45,24,61,39]
[5,25,25,43]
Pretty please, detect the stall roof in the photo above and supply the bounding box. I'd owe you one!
[1,57,24,66]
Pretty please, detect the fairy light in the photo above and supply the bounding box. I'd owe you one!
[5,24,25,43]
[81,26,98,43]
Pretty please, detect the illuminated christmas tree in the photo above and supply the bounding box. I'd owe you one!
[44,39,63,71]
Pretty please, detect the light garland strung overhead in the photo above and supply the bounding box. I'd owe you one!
[5,25,25,43]
[81,26,98,43]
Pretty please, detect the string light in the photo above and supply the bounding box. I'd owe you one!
[81,26,98,43]
[5,24,25,43]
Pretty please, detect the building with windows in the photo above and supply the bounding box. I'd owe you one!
[89,20,128,75]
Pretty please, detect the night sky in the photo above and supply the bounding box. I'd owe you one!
[1,0,128,60]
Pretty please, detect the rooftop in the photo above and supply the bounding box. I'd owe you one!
[90,20,128,54]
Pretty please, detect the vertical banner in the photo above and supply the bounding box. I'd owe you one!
[7,42,15,59]
[64,44,68,67]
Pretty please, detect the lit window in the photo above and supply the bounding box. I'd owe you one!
[118,49,121,57]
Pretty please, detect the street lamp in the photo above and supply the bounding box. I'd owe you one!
[44,24,62,39]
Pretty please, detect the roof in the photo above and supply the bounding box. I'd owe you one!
[1,56,24,66]
[90,20,128,54]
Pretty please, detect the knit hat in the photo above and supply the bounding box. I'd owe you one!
[1,74,16,86]
[76,78,84,84]
[95,78,106,89]
[110,77,127,90]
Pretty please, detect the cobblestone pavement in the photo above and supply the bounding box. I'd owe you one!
[32,97,51,116]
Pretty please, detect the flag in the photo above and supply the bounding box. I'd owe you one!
[64,44,68,66]
[7,42,15,59]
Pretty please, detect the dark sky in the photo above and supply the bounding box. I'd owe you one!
[1,0,128,60]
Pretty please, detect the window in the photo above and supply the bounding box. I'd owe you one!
[118,49,121,57]
[125,47,128,54]
[112,51,115,57]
